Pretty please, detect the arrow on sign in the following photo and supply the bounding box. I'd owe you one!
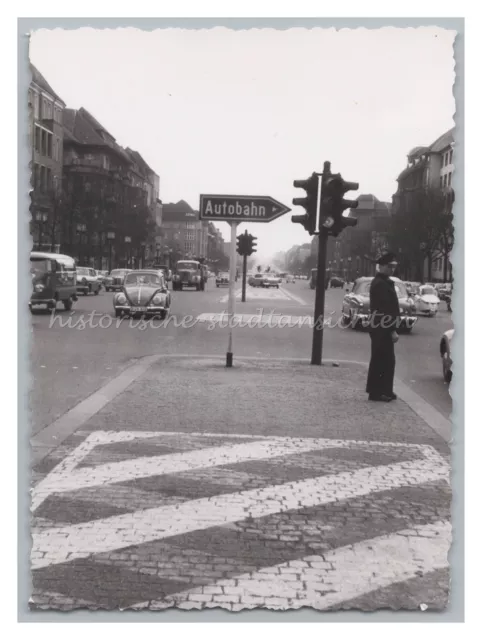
[200,195,291,223]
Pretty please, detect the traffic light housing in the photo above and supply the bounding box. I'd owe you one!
[249,235,257,256]
[236,233,247,256]
[321,173,359,237]
[237,232,257,256]
[291,173,319,235]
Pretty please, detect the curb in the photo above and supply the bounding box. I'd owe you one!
[30,354,451,466]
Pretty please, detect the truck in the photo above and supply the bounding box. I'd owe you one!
[172,259,205,291]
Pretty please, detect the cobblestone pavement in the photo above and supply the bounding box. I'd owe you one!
[31,428,451,611]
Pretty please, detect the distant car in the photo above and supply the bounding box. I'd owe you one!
[96,270,108,286]
[440,329,453,383]
[76,267,102,296]
[105,269,132,292]
[262,274,280,288]
[285,274,296,283]
[330,277,344,289]
[435,283,452,302]
[249,273,266,287]
[413,285,441,317]
[113,270,171,318]
[216,272,229,287]
[341,276,417,332]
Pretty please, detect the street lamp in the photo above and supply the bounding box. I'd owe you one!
[35,212,48,250]
[420,242,427,282]
[107,231,115,272]
[125,236,132,268]
[77,223,87,264]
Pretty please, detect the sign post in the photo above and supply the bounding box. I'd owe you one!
[242,253,247,303]
[226,221,238,368]
[200,193,291,368]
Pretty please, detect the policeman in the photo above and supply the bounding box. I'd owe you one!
[366,252,400,402]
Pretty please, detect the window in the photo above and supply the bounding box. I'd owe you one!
[34,93,39,119]
[33,163,40,189]
[443,174,448,187]
[47,133,52,158]
[448,172,452,187]
[46,167,52,191]
[449,149,453,164]
[41,129,47,156]
[40,165,46,192]
[102,155,110,170]
[34,125,41,153]
[85,182,91,192]
[440,176,443,188]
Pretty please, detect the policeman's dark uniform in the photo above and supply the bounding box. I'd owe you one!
[366,254,400,400]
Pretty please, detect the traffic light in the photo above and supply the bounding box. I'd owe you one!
[291,173,320,235]
[248,235,258,256]
[236,233,247,256]
[321,173,359,237]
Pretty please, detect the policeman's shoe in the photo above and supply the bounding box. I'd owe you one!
[389,393,397,400]
[368,394,393,402]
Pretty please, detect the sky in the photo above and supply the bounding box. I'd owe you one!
[29,26,455,262]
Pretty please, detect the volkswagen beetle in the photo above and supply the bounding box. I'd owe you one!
[113,270,171,318]
[413,284,441,317]
[341,276,417,332]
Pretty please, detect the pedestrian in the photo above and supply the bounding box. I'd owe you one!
[366,252,400,402]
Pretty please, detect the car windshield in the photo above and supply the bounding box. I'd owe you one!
[177,262,199,270]
[354,279,408,299]
[30,258,51,276]
[420,286,436,296]
[111,270,126,276]
[77,267,89,275]
[125,273,162,286]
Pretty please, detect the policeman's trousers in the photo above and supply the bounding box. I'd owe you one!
[366,329,395,397]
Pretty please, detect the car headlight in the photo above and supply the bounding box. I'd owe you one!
[151,294,164,305]
[34,283,45,292]
[116,294,127,304]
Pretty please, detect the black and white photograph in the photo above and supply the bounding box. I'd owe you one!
[23,19,460,615]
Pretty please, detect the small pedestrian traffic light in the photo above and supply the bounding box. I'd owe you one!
[291,173,319,235]
[321,173,359,237]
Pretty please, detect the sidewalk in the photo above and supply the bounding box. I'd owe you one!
[30,357,451,612]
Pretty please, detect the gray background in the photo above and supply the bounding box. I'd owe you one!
[18,16,464,622]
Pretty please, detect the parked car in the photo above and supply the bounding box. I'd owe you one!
[105,269,132,292]
[285,274,296,283]
[341,276,417,332]
[413,284,441,317]
[113,270,171,318]
[76,267,102,296]
[29,252,77,312]
[216,272,230,287]
[440,329,453,383]
[435,283,452,302]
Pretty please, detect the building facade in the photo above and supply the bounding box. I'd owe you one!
[61,107,161,269]
[392,127,455,282]
[29,64,66,251]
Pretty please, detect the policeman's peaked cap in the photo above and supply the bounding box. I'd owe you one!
[376,252,397,265]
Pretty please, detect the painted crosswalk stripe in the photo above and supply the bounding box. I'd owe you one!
[31,436,344,506]
[31,453,448,569]
[151,520,450,610]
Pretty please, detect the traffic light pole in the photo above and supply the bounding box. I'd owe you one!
[311,227,328,365]
[226,221,238,368]
[242,253,247,302]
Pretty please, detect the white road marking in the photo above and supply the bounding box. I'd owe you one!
[196,312,314,327]
[31,437,343,505]
[152,520,451,610]
[218,287,292,304]
[278,286,310,306]
[32,451,449,569]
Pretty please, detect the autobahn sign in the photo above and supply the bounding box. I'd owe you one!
[200,194,291,223]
